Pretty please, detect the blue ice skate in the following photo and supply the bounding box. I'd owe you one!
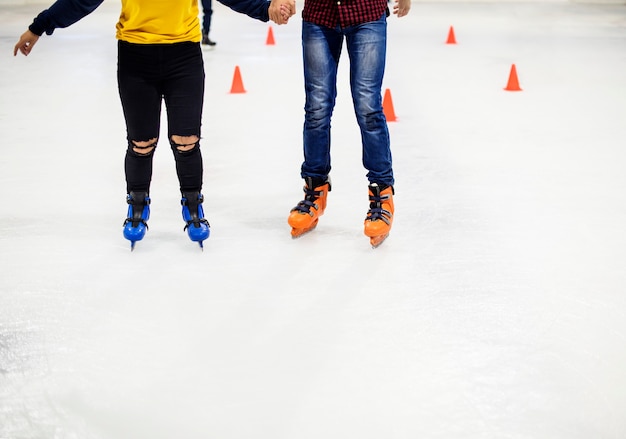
[181,191,210,249]
[123,191,150,251]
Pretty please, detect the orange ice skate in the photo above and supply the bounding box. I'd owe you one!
[288,177,331,238]
[364,183,394,248]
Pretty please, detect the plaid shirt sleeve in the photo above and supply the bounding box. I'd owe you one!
[302,0,389,29]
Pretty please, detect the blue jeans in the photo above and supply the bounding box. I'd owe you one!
[301,15,393,187]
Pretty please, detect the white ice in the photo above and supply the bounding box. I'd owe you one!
[1,2,626,438]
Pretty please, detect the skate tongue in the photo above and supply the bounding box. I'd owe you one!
[305,176,330,190]
[132,206,144,224]
[182,191,200,219]
[128,191,149,227]
[368,183,391,194]
[182,191,210,232]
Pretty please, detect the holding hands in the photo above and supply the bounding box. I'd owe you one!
[269,0,296,25]
[15,0,296,57]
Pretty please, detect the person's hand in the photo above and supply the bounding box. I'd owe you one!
[279,0,295,23]
[393,0,411,18]
[269,0,295,25]
[14,30,40,56]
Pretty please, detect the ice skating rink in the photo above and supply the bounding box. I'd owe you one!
[1,1,626,438]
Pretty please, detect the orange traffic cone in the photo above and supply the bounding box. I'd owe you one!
[382,88,397,122]
[504,64,522,91]
[266,26,275,45]
[230,65,246,94]
[446,26,457,44]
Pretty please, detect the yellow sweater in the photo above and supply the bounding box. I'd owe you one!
[115,0,201,44]
[30,0,268,44]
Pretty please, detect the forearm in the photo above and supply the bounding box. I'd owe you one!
[217,0,270,22]
[29,0,105,36]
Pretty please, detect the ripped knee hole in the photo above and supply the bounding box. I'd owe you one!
[131,138,158,155]
[171,135,199,153]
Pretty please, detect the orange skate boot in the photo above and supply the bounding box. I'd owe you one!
[364,183,394,248]
[288,177,331,238]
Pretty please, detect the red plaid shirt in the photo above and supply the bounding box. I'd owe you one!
[302,0,389,29]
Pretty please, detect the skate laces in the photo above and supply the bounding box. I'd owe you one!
[366,192,392,225]
[292,177,330,215]
[293,186,324,215]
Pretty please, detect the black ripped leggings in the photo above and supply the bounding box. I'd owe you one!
[117,40,205,194]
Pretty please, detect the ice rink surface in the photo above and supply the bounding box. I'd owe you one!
[1,1,626,438]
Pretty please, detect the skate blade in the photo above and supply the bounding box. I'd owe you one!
[198,240,204,251]
[369,234,389,248]
[291,222,318,238]
[130,241,137,251]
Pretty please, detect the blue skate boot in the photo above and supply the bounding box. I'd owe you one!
[123,191,150,250]
[181,191,210,249]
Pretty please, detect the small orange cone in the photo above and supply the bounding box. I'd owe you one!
[446,26,457,44]
[382,88,397,122]
[504,64,522,91]
[230,65,246,94]
[266,26,275,45]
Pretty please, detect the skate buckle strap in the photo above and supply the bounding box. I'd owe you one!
[366,192,392,225]
[125,204,149,228]
[182,192,210,230]
[184,218,210,231]
[127,193,151,205]
[123,217,149,229]
[292,186,324,215]
[125,193,150,228]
